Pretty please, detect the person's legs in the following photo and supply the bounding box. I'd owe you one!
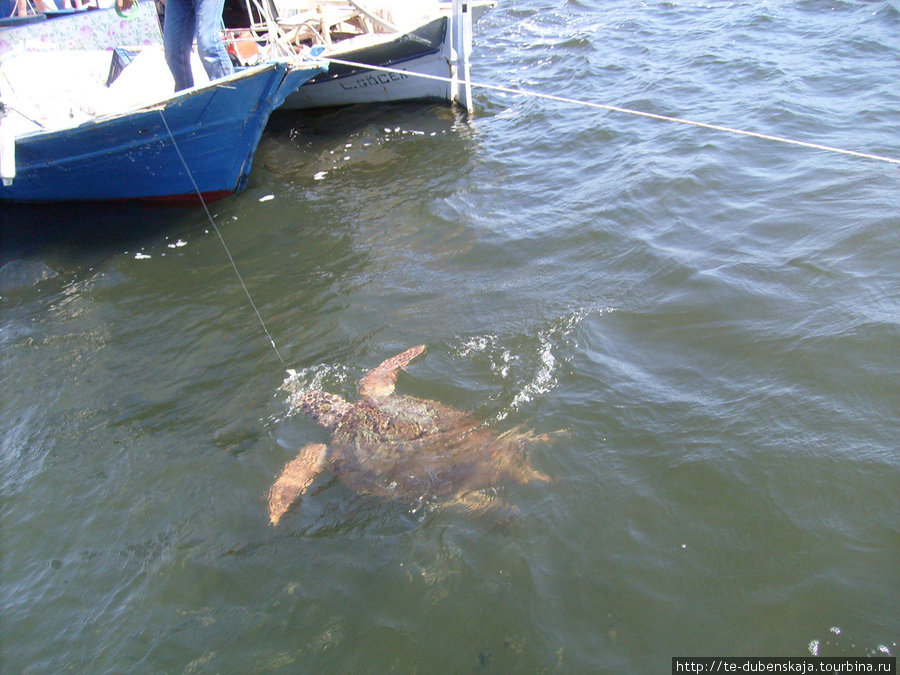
[164,0,197,91]
[195,0,233,82]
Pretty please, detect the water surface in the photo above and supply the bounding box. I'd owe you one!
[2,1,898,671]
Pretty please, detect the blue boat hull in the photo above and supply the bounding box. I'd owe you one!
[0,61,323,203]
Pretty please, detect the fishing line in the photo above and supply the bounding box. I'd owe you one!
[322,56,900,167]
[157,109,287,366]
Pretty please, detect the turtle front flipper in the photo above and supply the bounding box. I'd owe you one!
[267,443,329,526]
[358,345,426,398]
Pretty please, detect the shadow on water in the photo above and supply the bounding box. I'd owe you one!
[256,101,477,185]
[2,100,471,264]
[1,201,198,260]
[267,100,473,140]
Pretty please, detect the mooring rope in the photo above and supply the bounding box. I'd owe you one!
[157,109,287,366]
[149,51,894,370]
[322,56,900,167]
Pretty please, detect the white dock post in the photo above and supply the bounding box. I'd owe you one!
[0,117,15,187]
[460,0,473,115]
[450,0,474,114]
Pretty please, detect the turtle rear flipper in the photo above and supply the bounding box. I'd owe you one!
[268,443,329,526]
[358,345,426,398]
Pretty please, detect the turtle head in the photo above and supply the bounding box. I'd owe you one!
[290,390,351,430]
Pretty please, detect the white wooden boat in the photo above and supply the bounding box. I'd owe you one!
[226,0,495,111]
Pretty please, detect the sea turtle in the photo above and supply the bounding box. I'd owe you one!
[267,345,551,525]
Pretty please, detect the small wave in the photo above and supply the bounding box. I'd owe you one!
[281,363,353,395]
[0,260,59,292]
[450,306,600,422]
[509,334,557,412]
[276,306,606,424]
[274,363,354,422]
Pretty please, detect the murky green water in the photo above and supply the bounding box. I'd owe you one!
[2,1,899,671]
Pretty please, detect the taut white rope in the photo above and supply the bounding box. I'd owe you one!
[323,56,900,166]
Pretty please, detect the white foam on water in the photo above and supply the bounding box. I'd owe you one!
[510,335,557,411]
[280,363,353,400]
[275,306,605,426]
[452,306,598,422]
[805,627,893,659]
[269,362,354,426]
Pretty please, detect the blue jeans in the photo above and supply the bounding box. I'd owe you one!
[163,0,234,91]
